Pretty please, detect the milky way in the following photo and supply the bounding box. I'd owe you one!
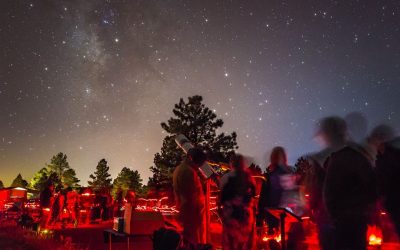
[1,0,399,185]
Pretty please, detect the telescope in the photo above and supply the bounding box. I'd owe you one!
[174,134,216,180]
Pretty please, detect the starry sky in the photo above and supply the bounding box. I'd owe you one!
[1,0,400,186]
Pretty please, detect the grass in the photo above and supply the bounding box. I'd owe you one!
[0,220,80,250]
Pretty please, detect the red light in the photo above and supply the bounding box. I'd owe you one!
[262,234,281,243]
[367,225,383,246]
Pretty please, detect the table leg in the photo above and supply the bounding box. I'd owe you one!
[127,237,130,250]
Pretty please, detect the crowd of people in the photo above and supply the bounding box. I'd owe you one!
[39,183,131,228]
[172,115,400,250]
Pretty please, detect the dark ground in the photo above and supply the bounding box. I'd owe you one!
[52,221,223,250]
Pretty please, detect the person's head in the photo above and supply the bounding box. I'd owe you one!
[345,112,368,143]
[187,147,207,168]
[47,182,55,192]
[316,116,348,147]
[230,153,246,171]
[368,124,396,151]
[270,146,287,166]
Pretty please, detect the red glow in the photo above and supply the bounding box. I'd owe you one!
[367,225,383,246]
[262,234,281,243]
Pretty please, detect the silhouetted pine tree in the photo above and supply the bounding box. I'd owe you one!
[149,95,238,190]
[11,174,28,188]
[112,167,143,197]
[46,152,80,190]
[88,159,113,191]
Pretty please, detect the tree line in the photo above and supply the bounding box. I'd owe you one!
[1,95,241,197]
[2,154,143,198]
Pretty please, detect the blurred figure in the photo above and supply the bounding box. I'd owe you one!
[49,191,65,226]
[173,147,207,245]
[40,182,54,226]
[100,189,109,221]
[114,188,124,217]
[40,182,54,211]
[374,126,400,236]
[91,191,102,223]
[219,154,256,250]
[257,147,293,234]
[18,208,34,229]
[306,116,348,250]
[366,124,396,164]
[66,188,79,227]
[323,143,376,250]
[345,112,368,144]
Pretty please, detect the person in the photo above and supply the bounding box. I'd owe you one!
[114,188,124,217]
[40,182,54,209]
[49,191,65,226]
[305,116,348,250]
[323,143,376,250]
[40,182,54,226]
[365,124,396,165]
[172,147,207,245]
[219,154,256,250]
[66,188,79,227]
[99,189,109,221]
[91,191,102,223]
[373,125,400,236]
[257,147,293,234]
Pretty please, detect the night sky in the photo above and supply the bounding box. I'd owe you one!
[1,0,399,186]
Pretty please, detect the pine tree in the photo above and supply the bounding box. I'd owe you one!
[112,167,143,197]
[29,167,49,191]
[88,159,113,191]
[11,174,28,188]
[48,152,70,177]
[63,168,80,189]
[248,163,263,176]
[149,95,238,190]
[46,152,80,190]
